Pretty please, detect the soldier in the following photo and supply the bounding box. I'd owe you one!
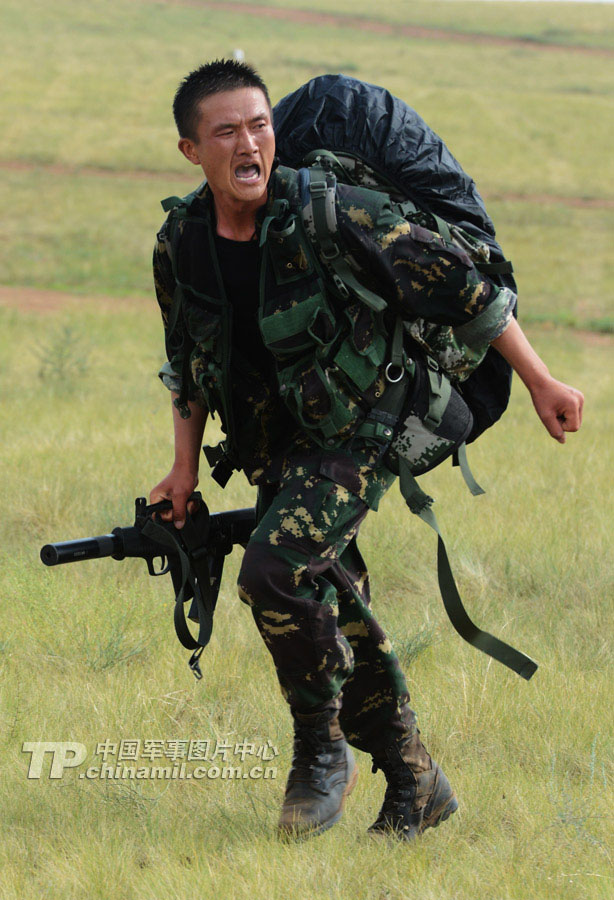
[149,60,583,840]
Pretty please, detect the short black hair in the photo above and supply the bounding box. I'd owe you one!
[173,59,271,141]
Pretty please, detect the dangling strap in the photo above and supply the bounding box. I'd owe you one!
[141,513,215,680]
[454,443,485,497]
[398,458,538,680]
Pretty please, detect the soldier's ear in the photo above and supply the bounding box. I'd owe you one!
[178,137,200,166]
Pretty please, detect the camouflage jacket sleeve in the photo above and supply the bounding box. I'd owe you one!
[153,224,201,402]
[334,183,515,366]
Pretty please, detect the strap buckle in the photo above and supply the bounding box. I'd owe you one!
[309,179,328,199]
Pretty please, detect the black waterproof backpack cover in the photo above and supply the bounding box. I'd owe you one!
[273,74,517,441]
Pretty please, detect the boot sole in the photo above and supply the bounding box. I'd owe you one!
[278,762,359,840]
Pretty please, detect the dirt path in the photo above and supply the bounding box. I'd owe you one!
[4,2,612,208]
[191,1,614,57]
[0,285,149,314]
[3,159,613,210]
[0,159,193,184]
[1,285,611,348]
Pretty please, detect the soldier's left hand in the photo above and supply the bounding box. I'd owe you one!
[529,377,584,443]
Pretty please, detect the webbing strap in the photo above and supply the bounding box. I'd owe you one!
[398,459,538,680]
[141,515,214,679]
[455,443,485,496]
[161,195,184,213]
[259,199,291,247]
[395,199,418,218]
[390,316,404,371]
[307,167,388,313]
[477,259,514,276]
[327,251,388,313]
[432,214,452,243]
[423,363,451,431]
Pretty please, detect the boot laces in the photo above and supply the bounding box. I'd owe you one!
[287,725,334,791]
[373,757,416,818]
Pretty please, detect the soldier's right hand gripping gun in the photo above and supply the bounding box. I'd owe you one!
[40,494,256,679]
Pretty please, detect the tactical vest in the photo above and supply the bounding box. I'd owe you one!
[160,165,391,461]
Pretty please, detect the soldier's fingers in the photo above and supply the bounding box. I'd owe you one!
[576,389,584,425]
[186,498,200,517]
[560,392,583,432]
[172,495,190,529]
[149,489,174,521]
[542,411,565,443]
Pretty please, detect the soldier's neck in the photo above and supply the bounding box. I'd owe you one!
[213,195,265,242]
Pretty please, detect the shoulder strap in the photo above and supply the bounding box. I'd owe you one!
[303,162,387,313]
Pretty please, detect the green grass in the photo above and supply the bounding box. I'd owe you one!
[1,304,612,899]
[236,0,614,50]
[2,0,613,331]
[2,170,612,329]
[1,1,613,897]
[2,0,613,199]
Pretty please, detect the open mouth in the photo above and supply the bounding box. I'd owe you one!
[235,163,261,184]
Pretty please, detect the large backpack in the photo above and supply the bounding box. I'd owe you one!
[273,76,536,680]
[273,73,516,443]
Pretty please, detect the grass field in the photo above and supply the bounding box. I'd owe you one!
[237,0,614,50]
[1,1,613,898]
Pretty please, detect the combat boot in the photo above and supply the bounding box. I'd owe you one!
[278,710,358,838]
[368,738,458,840]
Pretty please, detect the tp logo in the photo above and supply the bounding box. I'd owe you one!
[22,742,87,779]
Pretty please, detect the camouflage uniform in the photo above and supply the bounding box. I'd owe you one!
[153,164,514,755]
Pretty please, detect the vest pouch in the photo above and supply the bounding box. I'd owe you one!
[324,302,383,390]
[259,292,337,359]
[182,294,224,347]
[278,357,356,441]
[389,354,473,476]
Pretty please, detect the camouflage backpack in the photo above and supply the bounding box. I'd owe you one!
[274,76,537,680]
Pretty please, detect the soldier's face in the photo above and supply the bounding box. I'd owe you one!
[178,87,275,210]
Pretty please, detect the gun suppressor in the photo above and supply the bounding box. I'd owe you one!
[40,534,120,566]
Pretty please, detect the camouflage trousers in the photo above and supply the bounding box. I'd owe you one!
[237,443,422,755]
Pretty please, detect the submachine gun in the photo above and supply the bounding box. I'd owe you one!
[40,493,256,679]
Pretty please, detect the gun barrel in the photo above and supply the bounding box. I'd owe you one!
[40,534,119,566]
[40,506,257,568]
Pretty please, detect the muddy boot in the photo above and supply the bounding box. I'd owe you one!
[278,709,358,838]
[368,735,458,840]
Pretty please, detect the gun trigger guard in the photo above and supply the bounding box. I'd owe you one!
[148,556,170,576]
